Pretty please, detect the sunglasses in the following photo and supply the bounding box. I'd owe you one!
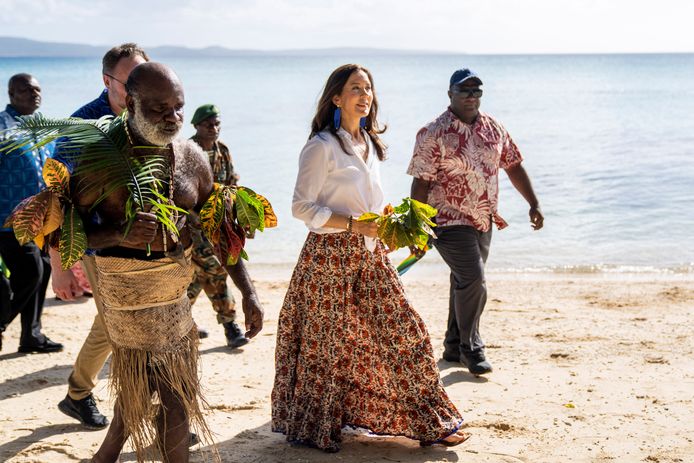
[451,87,483,98]
[104,73,127,86]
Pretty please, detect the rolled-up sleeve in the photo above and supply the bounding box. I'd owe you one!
[292,137,333,228]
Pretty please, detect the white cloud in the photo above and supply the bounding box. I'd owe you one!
[0,0,692,53]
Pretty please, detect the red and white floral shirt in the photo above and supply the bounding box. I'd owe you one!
[407,109,523,232]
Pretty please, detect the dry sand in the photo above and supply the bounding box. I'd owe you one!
[1,266,693,463]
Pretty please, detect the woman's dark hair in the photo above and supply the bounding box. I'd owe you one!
[310,64,387,161]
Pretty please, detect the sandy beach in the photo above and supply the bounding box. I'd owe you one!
[1,266,692,463]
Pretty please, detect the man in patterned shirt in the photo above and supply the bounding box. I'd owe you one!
[408,68,543,375]
[0,73,63,353]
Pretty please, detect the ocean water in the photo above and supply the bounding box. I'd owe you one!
[1,53,692,273]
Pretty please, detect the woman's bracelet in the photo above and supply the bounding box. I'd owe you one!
[346,216,353,233]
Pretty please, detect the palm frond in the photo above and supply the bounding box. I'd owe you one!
[2,114,174,228]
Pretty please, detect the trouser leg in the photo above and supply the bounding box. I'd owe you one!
[434,225,492,356]
[0,232,48,344]
[20,250,50,343]
[68,255,112,400]
[442,272,460,356]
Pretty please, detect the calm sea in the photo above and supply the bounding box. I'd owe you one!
[1,53,692,273]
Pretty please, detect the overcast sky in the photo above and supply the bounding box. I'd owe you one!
[1,0,692,54]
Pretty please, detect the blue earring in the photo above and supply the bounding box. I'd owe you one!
[333,107,341,130]
[359,117,367,128]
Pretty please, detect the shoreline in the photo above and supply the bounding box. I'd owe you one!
[1,271,693,462]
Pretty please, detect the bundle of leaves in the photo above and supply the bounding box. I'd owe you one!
[197,184,277,266]
[357,198,437,251]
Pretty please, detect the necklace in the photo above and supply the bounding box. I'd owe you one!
[124,117,182,259]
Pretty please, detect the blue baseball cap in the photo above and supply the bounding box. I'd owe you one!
[449,68,483,87]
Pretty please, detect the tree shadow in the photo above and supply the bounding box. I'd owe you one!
[0,362,109,399]
[0,422,88,462]
[188,421,461,463]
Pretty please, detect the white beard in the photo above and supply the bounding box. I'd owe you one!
[130,98,182,146]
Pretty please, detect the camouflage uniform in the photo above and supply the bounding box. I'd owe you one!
[187,137,239,323]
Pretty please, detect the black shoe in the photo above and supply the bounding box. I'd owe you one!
[223,321,249,349]
[442,351,459,362]
[18,337,63,353]
[461,351,493,375]
[58,393,109,429]
[197,327,209,339]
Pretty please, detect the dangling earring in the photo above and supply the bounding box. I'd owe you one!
[333,106,341,130]
[359,117,367,129]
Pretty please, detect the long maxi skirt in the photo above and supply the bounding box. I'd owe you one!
[271,232,463,452]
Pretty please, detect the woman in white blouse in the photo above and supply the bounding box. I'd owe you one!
[271,64,470,453]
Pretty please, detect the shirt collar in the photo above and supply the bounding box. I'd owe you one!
[5,104,20,118]
[446,107,483,131]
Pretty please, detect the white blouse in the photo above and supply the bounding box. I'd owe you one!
[292,128,385,251]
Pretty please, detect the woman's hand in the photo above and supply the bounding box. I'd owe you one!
[353,220,378,238]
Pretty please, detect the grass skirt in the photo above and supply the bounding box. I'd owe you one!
[95,250,215,461]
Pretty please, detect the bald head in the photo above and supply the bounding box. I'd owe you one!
[8,73,41,116]
[126,62,182,100]
[125,63,185,146]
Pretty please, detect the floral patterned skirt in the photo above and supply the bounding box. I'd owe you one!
[271,232,463,452]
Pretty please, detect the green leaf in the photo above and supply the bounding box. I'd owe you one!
[235,189,264,233]
[393,199,410,215]
[410,198,437,226]
[357,212,380,222]
[59,205,87,270]
[0,255,10,278]
[377,218,409,251]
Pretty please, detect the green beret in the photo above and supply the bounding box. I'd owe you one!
[191,104,220,125]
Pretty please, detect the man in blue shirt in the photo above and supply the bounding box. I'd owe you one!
[0,73,63,353]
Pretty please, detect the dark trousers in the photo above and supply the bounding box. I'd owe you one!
[433,225,492,357]
[0,231,51,345]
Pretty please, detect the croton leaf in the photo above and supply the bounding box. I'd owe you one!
[221,220,245,266]
[199,183,227,243]
[42,158,70,195]
[12,190,51,245]
[42,192,64,236]
[254,192,277,228]
[2,197,31,229]
[59,204,87,270]
[235,188,264,233]
[33,233,45,249]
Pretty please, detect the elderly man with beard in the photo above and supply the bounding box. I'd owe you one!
[76,62,263,463]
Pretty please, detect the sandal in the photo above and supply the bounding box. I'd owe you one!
[440,429,472,447]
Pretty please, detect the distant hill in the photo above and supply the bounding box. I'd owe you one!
[0,37,451,58]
